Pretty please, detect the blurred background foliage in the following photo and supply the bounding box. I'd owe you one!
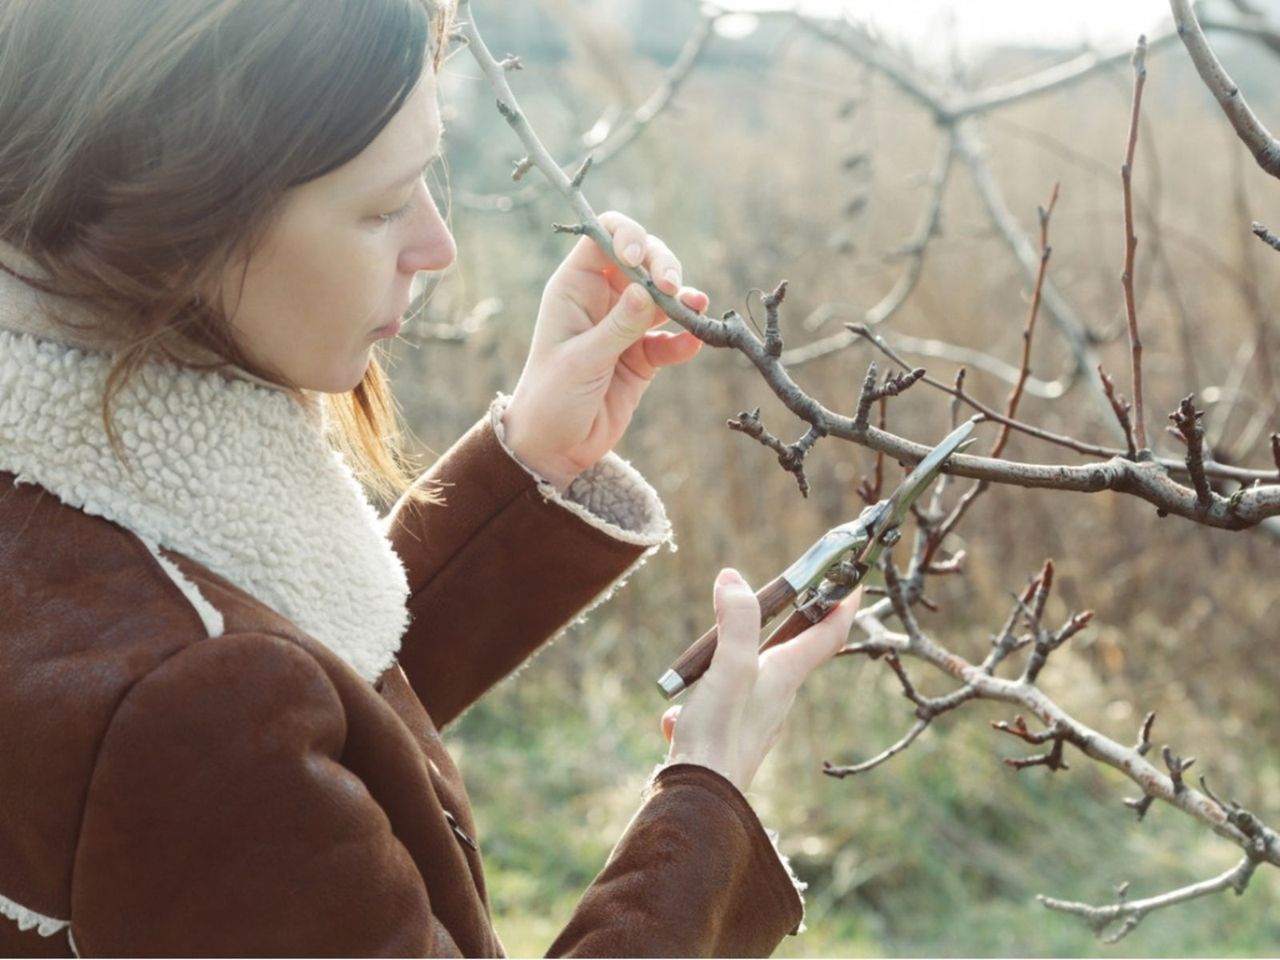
[379,1,1280,954]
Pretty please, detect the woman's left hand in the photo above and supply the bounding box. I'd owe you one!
[501,211,708,492]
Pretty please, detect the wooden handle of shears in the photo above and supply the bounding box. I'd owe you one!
[759,580,864,655]
[759,605,829,654]
[658,574,796,698]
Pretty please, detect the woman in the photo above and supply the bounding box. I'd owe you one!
[0,1,860,955]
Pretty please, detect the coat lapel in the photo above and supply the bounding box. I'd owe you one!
[0,326,410,684]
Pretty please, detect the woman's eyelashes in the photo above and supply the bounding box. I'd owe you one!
[378,200,413,224]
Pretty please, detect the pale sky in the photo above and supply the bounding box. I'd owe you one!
[711,1,1195,58]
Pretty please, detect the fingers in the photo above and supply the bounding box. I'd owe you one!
[764,587,864,688]
[702,568,760,694]
[642,234,683,296]
[588,283,655,355]
[677,286,710,315]
[592,212,684,296]
[636,330,702,372]
[583,283,709,373]
[661,704,681,745]
[602,211,648,270]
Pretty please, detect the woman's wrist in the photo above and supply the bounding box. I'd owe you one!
[499,405,581,494]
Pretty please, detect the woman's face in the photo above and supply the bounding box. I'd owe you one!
[215,66,456,393]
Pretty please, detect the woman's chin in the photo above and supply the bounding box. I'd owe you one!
[301,357,373,395]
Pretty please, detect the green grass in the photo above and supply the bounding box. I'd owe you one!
[447,640,1280,958]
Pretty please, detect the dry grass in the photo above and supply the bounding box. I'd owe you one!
[381,14,1280,953]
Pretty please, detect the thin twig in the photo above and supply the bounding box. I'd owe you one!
[1121,35,1150,454]
[783,131,957,365]
[823,717,930,777]
[460,11,720,211]
[926,184,1059,559]
[1039,857,1258,943]
[1099,365,1138,459]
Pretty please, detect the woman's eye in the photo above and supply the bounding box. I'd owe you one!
[377,201,413,224]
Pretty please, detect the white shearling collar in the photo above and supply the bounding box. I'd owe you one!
[0,328,410,684]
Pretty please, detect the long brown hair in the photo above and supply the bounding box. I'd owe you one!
[0,0,454,508]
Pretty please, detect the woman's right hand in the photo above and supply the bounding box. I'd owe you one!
[661,568,862,794]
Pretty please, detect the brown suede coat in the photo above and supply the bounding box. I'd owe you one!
[0,414,803,957]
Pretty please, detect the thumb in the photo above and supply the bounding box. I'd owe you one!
[702,568,760,692]
[584,283,654,361]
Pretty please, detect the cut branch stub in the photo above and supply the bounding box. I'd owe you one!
[1124,794,1156,821]
[1162,744,1196,793]
[1169,395,1212,508]
[1136,711,1155,756]
[1251,221,1280,253]
[763,280,788,358]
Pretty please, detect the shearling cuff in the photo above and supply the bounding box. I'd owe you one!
[488,394,673,549]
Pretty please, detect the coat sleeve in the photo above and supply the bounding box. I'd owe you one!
[382,395,673,729]
[549,763,806,957]
[70,636,457,957]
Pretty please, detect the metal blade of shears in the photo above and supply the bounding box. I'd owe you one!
[656,417,979,698]
[856,416,979,568]
[753,417,979,657]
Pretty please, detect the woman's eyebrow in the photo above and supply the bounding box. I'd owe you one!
[379,124,446,192]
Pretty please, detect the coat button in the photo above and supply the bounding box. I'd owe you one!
[443,810,478,851]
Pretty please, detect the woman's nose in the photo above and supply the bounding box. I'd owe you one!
[399,195,456,274]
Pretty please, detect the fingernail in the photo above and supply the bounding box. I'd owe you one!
[663,268,680,290]
[624,243,643,266]
[717,567,743,586]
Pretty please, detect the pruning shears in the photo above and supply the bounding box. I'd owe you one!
[657,417,978,699]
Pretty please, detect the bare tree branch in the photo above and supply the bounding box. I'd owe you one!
[1039,857,1259,943]
[837,565,1280,871]
[1171,0,1280,178]
[459,9,720,212]
[952,31,1183,119]
[782,131,957,365]
[822,715,930,778]
[849,322,1279,487]
[726,407,824,498]
[836,328,1074,399]
[954,120,1108,406]
[463,2,1280,941]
